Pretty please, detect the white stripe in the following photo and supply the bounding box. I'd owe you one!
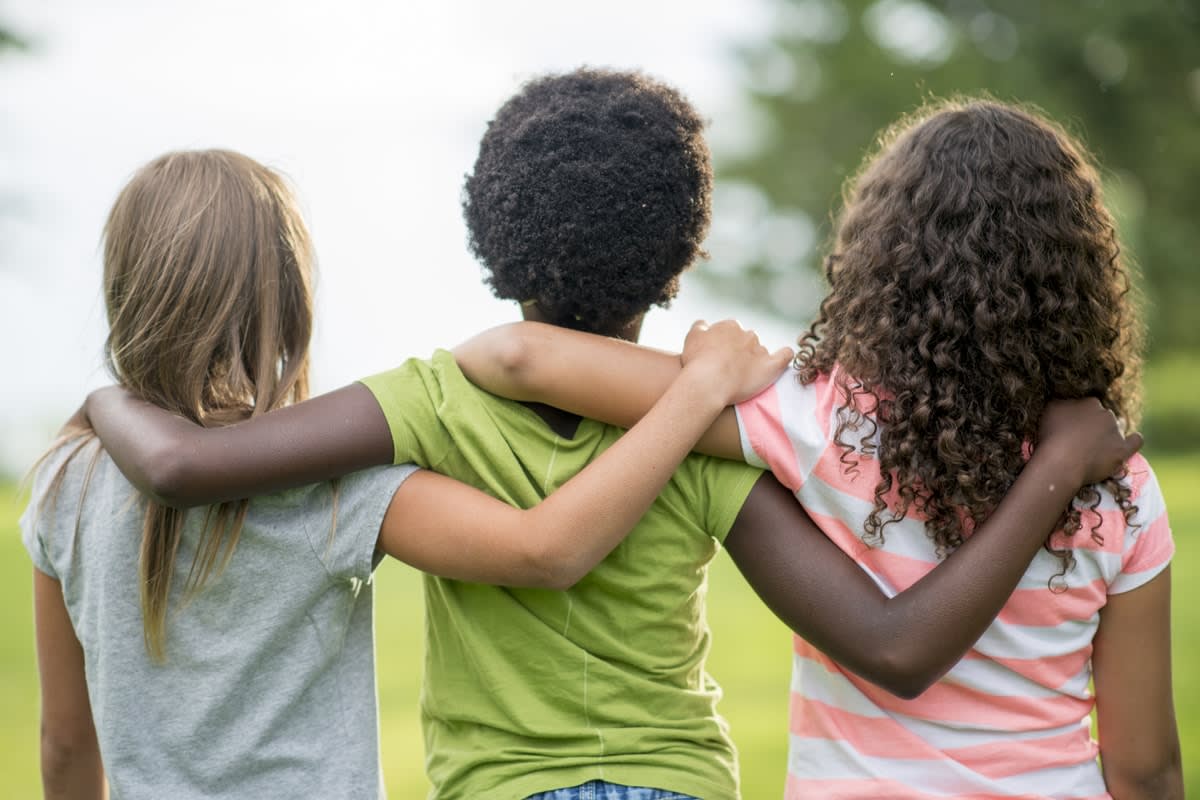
[939,657,1069,701]
[773,376,828,481]
[971,616,1097,662]
[890,714,1091,750]
[800,474,1126,594]
[787,734,1107,797]
[791,654,887,718]
[734,404,770,470]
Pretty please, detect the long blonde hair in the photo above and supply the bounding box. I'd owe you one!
[37,150,314,660]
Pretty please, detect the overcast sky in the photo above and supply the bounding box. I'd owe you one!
[0,0,808,475]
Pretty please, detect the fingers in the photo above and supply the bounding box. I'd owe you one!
[1123,432,1145,458]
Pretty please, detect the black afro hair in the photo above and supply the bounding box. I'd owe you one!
[463,67,712,334]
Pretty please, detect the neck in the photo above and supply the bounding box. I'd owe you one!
[519,302,644,343]
[516,302,645,437]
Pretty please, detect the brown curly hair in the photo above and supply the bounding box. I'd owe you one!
[795,98,1142,576]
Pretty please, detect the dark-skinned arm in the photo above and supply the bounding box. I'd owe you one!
[84,384,392,507]
[722,398,1143,699]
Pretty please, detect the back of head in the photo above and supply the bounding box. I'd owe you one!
[76,149,315,660]
[798,99,1141,561]
[104,149,314,425]
[463,67,712,334]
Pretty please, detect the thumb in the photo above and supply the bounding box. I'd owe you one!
[1122,431,1145,459]
[771,347,794,369]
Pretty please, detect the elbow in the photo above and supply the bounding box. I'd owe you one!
[471,322,541,400]
[1106,752,1183,800]
[522,540,589,591]
[40,727,95,790]
[492,324,538,391]
[859,644,941,700]
[138,441,197,507]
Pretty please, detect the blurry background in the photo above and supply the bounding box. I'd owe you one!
[1,0,1196,796]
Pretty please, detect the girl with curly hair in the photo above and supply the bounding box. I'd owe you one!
[453,99,1181,798]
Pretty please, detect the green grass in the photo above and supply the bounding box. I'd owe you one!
[2,452,1196,797]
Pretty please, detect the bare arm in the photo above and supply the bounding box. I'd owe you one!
[1093,569,1182,799]
[87,322,791,588]
[454,321,743,457]
[374,323,788,588]
[34,569,106,800]
[85,383,393,507]
[724,398,1144,699]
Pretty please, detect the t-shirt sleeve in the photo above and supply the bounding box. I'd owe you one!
[1107,456,1174,595]
[734,370,829,492]
[19,499,57,578]
[18,441,89,580]
[359,355,456,469]
[312,464,420,582]
[698,459,763,544]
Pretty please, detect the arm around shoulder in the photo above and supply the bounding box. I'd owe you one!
[85,382,394,507]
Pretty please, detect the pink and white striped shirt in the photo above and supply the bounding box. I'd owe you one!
[736,367,1174,800]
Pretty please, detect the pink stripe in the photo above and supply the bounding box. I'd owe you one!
[986,648,1094,692]
[809,442,887,505]
[995,578,1107,628]
[739,385,805,490]
[805,508,875,560]
[1123,513,1173,573]
[791,693,1101,778]
[811,369,837,440]
[793,637,1091,729]
[790,696,940,759]
[942,726,1099,779]
[787,775,1111,800]
[1125,453,1152,497]
[1048,508,1127,553]
[785,774,1102,800]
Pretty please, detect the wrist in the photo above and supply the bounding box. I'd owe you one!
[675,361,733,413]
[1029,439,1087,491]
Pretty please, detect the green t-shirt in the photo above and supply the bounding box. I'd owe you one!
[361,351,762,800]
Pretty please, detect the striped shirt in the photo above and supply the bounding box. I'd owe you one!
[735,366,1174,800]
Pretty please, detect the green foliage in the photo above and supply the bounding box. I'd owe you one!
[711,0,1200,353]
[1142,353,1200,451]
[0,25,27,54]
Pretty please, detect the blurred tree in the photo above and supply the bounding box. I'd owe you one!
[0,23,26,54]
[710,0,1200,354]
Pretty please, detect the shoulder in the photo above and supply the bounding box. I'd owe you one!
[1098,453,1173,594]
[21,435,134,577]
[734,367,845,489]
[666,452,763,539]
[26,436,124,522]
[359,354,442,413]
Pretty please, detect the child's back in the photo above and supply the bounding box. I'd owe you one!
[24,444,410,798]
[735,99,1178,799]
[22,149,411,798]
[738,367,1172,798]
[364,352,757,798]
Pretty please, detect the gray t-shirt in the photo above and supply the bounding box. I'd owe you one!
[21,439,416,799]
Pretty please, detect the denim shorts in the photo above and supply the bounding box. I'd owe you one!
[524,781,701,800]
